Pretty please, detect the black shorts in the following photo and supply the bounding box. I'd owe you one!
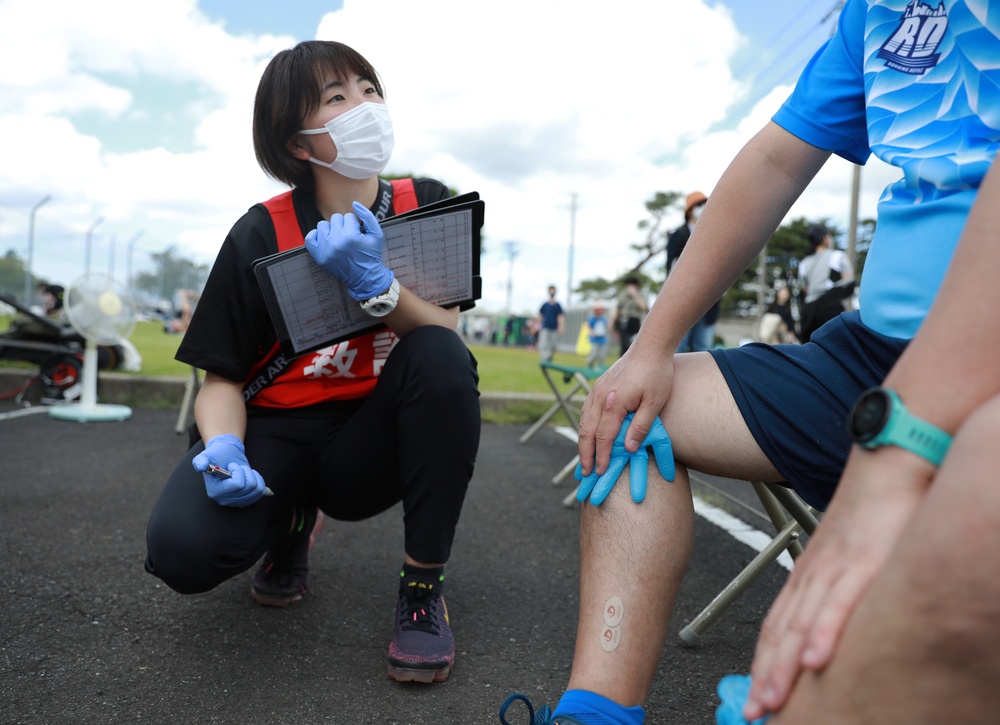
[709,311,909,509]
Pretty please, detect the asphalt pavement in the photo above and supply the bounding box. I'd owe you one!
[0,398,789,724]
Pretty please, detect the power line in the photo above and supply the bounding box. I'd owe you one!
[756,3,820,65]
[718,1,843,128]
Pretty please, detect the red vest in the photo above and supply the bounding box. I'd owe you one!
[246,179,418,408]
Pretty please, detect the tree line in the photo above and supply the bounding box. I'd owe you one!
[573,190,875,316]
[0,247,209,310]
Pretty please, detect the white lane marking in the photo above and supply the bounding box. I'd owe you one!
[554,426,578,442]
[693,496,793,571]
[0,406,51,422]
[553,425,793,571]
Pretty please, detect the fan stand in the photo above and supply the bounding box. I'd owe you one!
[48,339,132,422]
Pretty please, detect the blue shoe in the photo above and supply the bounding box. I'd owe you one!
[499,693,586,724]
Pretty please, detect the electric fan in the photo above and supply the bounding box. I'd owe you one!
[48,272,136,422]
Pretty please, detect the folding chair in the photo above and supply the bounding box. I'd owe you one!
[519,361,609,487]
[174,365,201,435]
[679,481,820,644]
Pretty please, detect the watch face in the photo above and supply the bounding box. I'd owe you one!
[850,388,890,443]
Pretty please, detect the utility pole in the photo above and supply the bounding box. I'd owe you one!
[24,195,52,303]
[503,241,519,314]
[125,231,144,291]
[85,216,104,275]
[108,234,117,277]
[847,164,861,269]
[566,192,578,307]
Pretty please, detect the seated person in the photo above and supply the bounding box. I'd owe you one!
[499,1,1000,723]
[3,285,69,341]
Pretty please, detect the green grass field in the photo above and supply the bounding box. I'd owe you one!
[2,315,608,395]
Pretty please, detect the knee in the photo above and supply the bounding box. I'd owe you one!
[395,326,479,394]
[145,519,227,595]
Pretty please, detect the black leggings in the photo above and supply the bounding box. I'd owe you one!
[145,326,481,594]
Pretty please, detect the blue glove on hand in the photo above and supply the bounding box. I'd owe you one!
[305,200,394,301]
[716,675,771,725]
[575,414,675,506]
[192,434,268,507]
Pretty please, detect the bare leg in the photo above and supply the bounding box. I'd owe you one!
[566,353,781,705]
[566,462,694,705]
[773,394,1000,723]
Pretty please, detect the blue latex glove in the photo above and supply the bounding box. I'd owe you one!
[716,675,771,724]
[575,414,675,505]
[304,200,394,301]
[191,434,268,507]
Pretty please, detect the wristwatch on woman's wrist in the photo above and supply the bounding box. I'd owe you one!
[847,387,952,466]
[360,277,400,317]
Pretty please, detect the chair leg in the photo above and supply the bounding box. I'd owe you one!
[765,483,820,535]
[753,482,804,559]
[679,518,803,645]
[562,485,580,509]
[519,399,564,443]
[552,454,580,485]
[519,377,585,443]
[174,366,200,435]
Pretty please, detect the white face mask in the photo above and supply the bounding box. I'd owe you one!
[690,204,704,224]
[298,102,394,180]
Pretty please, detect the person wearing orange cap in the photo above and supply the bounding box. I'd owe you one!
[667,191,719,352]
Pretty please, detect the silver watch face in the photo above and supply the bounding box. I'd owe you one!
[367,301,393,316]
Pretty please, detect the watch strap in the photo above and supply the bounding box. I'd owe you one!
[875,389,952,466]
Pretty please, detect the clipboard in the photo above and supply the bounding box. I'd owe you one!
[253,193,483,358]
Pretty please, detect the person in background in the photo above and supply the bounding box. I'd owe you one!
[4,284,66,339]
[585,304,609,369]
[797,224,855,341]
[613,276,648,357]
[757,286,799,344]
[537,285,565,362]
[144,39,481,686]
[164,289,200,334]
[668,191,721,352]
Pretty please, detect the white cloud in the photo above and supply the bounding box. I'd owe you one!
[0,0,897,318]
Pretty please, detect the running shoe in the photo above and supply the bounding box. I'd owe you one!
[250,507,324,607]
[387,572,454,683]
[499,694,586,725]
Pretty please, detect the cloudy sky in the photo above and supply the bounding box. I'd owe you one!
[0,0,899,315]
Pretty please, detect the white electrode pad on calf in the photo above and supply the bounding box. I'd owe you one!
[600,595,624,652]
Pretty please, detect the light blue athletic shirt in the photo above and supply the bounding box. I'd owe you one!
[772,0,1000,340]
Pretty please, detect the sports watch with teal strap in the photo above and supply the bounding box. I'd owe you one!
[848,387,952,466]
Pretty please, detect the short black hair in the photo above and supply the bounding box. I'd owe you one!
[807,225,829,252]
[253,41,384,190]
[44,284,65,310]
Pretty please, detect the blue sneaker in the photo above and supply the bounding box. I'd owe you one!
[499,693,586,725]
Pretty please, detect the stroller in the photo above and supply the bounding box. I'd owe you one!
[0,292,124,405]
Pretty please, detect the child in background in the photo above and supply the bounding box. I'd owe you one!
[586,304,609,368]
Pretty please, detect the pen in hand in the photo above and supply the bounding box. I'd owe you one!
[206,464,274,497]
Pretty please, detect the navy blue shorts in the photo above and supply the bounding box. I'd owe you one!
[709,311,908,510]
